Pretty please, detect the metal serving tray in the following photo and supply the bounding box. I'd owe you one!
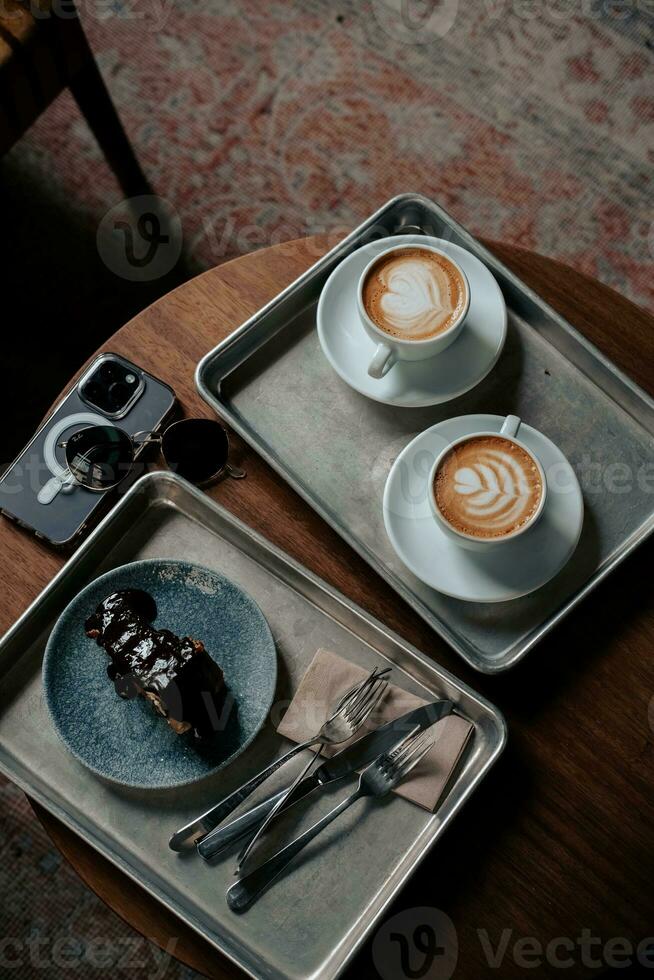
[196,193,654,673]
[0,472,505,980]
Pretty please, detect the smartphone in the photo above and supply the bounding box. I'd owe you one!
[0,353,176,548]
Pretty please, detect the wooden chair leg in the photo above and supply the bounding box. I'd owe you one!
[68,55,152,199]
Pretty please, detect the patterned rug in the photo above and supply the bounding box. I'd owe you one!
[1,2,652,977]
[6,0,654,307]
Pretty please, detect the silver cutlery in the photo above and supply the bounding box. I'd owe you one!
[235,667,390,871]
[226,726,435,912]
[169,665,389,851]
[197,699,453,861]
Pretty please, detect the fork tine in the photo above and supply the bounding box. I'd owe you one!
[346,674,384,713]
[355,667,388,697]
[329,669,376,719]
[332,666,389,718]
[387,724,421,754]
[392,731,434,772]
[346,691,384,732]
[389,727,430,765]
[363,675,389,708]
[401,728,433,756]
[346,677,388,726]
[340,676,382,721]
[397,738,434,779]
[369,725,422,778]
[352,666,390,695]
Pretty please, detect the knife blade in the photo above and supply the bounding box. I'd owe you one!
[196,698,453,861]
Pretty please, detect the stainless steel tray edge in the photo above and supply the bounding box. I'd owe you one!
[0,471,507,980]
[196,192,654,431]
[195,193,654,674]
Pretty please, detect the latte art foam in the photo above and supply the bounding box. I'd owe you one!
[363,248,466,340]
[434,435,543,539]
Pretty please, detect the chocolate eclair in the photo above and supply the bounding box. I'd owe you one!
[85,589,226,740]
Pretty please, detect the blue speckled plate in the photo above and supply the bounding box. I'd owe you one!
[43,560,277,789]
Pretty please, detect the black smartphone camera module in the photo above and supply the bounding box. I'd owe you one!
[79,358,144,417]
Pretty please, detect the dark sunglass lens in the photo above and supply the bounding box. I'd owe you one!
[161,419,228,484]
[66,426,134,489]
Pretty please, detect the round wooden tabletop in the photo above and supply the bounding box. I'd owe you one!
[3,235,653,980]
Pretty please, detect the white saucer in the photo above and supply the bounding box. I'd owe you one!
[317,235,507,408]
[383,415,584,602]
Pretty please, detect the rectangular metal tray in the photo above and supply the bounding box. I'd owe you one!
[196,193,654,673]
[0,472,506,980]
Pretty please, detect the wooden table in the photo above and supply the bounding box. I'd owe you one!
[3,236,654,979]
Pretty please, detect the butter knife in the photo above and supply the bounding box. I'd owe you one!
[197,699,453,861]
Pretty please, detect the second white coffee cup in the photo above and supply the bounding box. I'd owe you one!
[428,415,548,551]
[357,242,471,380]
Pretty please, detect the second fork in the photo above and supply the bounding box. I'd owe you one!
[227,725,435,912]
[235,667,390,871]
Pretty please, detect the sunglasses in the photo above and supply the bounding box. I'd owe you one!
[59,418,245,493]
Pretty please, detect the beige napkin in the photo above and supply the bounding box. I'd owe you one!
[277,649,473,812]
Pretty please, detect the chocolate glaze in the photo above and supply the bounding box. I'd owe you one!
[84,590,226,740]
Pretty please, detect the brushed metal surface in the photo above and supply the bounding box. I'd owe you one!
[0,472,505,980]
[196,193,654,672]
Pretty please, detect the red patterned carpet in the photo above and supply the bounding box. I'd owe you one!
[1,2,652,977]
[6,0,654,305]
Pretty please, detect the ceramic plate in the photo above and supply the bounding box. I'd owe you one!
[43,559,277,789]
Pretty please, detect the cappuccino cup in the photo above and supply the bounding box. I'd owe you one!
[429,416,547,551]
[358,242,470,380]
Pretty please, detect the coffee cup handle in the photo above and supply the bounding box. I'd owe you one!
[368,343,396,380]
[501,415,521,438]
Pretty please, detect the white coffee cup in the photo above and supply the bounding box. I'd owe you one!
[357,242,470,380]
[428,415,548,551]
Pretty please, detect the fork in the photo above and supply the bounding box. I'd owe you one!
[226,726,434,912]
[169,666,389,851]
[235,668,390,871]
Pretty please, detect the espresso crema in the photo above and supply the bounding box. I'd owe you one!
[434,435,543,539]
[362,248,466,341]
